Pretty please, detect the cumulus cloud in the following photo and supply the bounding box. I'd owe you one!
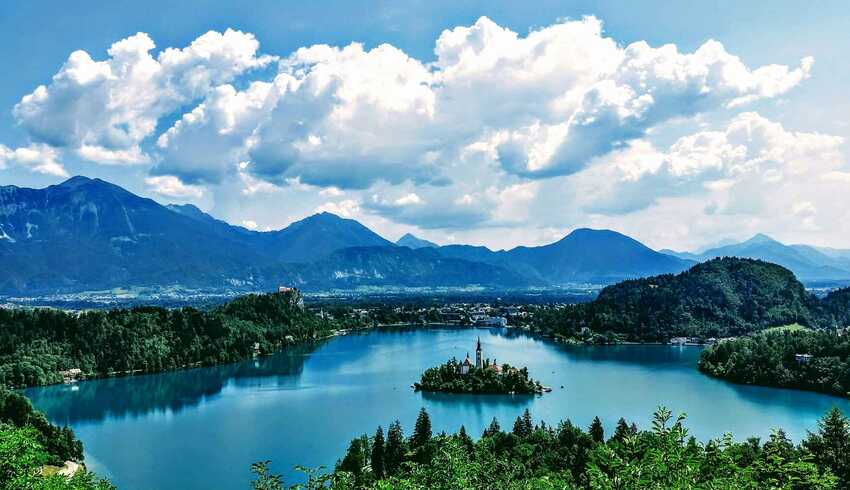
[3,17,834,246]
[241,17,809,188]
[155,81,277,183]
[113,16,788,192]
[0,144,67,176]
[144,175,205,199]
[13,29,273,165]
[314,199,360,218]
[571,112,844,215]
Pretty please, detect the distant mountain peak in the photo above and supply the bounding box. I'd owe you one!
[397,233,438,249]
[57,175,93,186]
[745,233,779,245]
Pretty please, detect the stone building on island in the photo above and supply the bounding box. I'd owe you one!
[456,337,504,375]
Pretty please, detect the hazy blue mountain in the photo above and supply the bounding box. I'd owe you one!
[0,177,530,294]
[277,246,535,289]
[0,176,272,293]
[396,233,438,249]
[262,212,392,263]
[676,234,850,282]
[504,228,694,283]
[0,176,738,294]
[658,249,702,261]
[437,228,694,284]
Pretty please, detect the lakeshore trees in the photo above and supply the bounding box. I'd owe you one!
[0,290,354,388]
[699,329,850,397]
[315,407,845,488]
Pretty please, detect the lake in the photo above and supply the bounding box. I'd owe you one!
[26,327,850,489]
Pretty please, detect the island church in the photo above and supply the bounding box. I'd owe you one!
[457,337,502,375]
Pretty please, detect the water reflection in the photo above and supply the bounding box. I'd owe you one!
[26,342,321,425]
[23,327,850,490]
[420,391,534,407]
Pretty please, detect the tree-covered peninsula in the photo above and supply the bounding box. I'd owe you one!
[0,289,359,388]
[699,328,850,397]
[414,338,545,394]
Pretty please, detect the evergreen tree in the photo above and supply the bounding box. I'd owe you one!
[522,408,534,435]
[411,408,432,449]
[371,426,385,479]
[337,436,367,478]
[513,416,527,437]
[589,416,604,444]
[483,417,501,438]
[385,420,406,476]
[457,425,474,453]
[612,417,631,442]
[804,407,850,485]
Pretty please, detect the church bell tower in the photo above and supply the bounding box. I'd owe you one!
[475,337,483,369]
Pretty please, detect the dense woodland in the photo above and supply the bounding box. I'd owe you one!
[416,360,542,394]
[531,258,850,342]
[0,290,361,388]
[248,406,850,489]
[699,329,850,397]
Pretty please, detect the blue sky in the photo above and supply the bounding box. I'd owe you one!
[1,1,848,250]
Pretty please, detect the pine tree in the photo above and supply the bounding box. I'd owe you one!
[589,416,604,443]
[457,425,474,453]
[411,407,432,449]
[483,417,501,437]
[371,426,385,479]
[804,407,850,485]
[385,420,406,476]
[522,408,534,435]
[613,417,631,442]
[337,437,367,478]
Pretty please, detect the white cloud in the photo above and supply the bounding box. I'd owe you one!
[155,81,277,183]
[394,193,423,206]
[144,175,205,199]
[239,16,810,188]
[4,18,839,250]
[0,144,67,176]
[13,29,273,165]
[314,199,360,218]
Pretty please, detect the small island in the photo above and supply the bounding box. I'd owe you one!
[414,338,549,394]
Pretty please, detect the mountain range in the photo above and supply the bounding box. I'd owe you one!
[0,176,697,294]
[662,234,850,283]
[4,176,848,295]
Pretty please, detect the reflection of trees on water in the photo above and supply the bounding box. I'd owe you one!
[26,342,324,426]
[421,390,533,408]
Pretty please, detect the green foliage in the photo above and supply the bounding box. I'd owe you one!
[0,291,347,389]
[410,408,432,449]
[533,258,821,342]
[370,427,385,480]
[699,329,850,397]
[303,406,844,489]
[803,407,850,486]
[0,387,81,464]
[0,424,114,490]
[251,461,283,490]
[417,360,541,394]
[384,421,406,476]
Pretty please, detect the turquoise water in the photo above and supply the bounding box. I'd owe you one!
[26,327,850,489]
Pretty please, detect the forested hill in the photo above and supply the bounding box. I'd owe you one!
[0,290,355,388]
[533,257,820,341]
